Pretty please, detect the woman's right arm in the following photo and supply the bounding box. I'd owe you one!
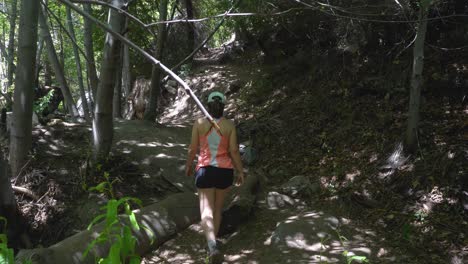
[229,124,245,185]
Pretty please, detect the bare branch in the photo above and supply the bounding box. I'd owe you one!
[293,0,468,23]
[146,8,304,26]
[70,0,155,34]
[169,0,240,71]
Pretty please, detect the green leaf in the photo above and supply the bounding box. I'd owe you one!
[348,255,368,263]
[87,214,106,230]
[105,200,119,227]
[107,242,122,264]
[129,256,141,264]
[121,226,135,257]
[125,203,140,231]
[89,182,108,193]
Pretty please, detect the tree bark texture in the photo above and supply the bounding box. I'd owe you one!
[405,6,429,151]
[34,38,44,88]
[17,173,260,263]
[92,0,125,161]
[121,18,131,98]
[9,0,40,178]
[144,0,168,121]
[7,0,18,87]
[184,0,195,54]
[38,7,79,117]
[83,3,99,101]
[113,45,123,118]
[66,6,91,122]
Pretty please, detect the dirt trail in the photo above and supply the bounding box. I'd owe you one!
[113,120,194,194]
[113,64,410,263]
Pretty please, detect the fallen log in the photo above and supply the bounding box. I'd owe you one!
[16,192,199,264]
[17,173,259,263]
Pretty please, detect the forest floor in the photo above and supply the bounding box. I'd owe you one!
[8,48,467,263]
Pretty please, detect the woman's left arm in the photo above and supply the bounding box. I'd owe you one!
[185,120,199,176]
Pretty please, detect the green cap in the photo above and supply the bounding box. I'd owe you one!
[208,91,226,103]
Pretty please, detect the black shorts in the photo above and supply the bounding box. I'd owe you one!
[195,166,234,189]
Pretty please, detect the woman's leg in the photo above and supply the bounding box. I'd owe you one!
[214,187,230,236]
[198,188,216,248]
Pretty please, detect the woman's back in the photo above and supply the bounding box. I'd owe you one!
[196,117,234,170]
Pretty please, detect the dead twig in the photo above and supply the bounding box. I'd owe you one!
[12,185,39,200]
[13,158,32,184]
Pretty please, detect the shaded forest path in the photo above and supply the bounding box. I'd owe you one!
[113,120,194,195]
[109,63,411,263]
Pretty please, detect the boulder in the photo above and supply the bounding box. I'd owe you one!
[280,175,319,198]
[166,80,177,88]
[265,191,295,210]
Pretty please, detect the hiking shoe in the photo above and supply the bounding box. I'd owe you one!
[209,248,224,264]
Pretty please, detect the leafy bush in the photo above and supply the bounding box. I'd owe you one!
[84,172,144,264]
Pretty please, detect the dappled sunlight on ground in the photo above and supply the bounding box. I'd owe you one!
[143,189,403,263]
[113,120,194,193]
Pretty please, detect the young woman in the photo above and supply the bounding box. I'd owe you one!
[185,91,245,263]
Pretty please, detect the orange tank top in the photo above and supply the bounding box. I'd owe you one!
[196,118,233,170]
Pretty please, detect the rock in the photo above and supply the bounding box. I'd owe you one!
[270,212,340,252]
[281,175,319,198]
[165,86,177,95]
[240,144,257,165]
[167,80,177,88]
[266,191,295,209]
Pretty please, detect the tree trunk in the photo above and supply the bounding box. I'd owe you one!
[122,18,132,117]
[38,7,79,117]
[44,60,52,87]
[121,18,131,98]
[113,45,123,119]
[92,0,125,161]
[83,3,99,101]
[66,6,91,122]
[185,0,195,54]
[34,38,44,89]
[144,0,168,121]
[9,0,40,179]
[405,5,430,151]
[6,0,17,88]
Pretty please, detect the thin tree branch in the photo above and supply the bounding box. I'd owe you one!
[168,0,241,72]
[292,0,468,23]
[41,1,92,66]
[59,0,223,133]
[147,8,301,26]
[70,0,155,34]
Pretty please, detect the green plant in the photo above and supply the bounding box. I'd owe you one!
[0,217,14,264]
[318,235,331,263]
[33,89,54,114]
[336,230,369,264]
[84,172,144,264]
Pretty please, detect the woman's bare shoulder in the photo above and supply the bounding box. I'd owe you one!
[194,118,207,126]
